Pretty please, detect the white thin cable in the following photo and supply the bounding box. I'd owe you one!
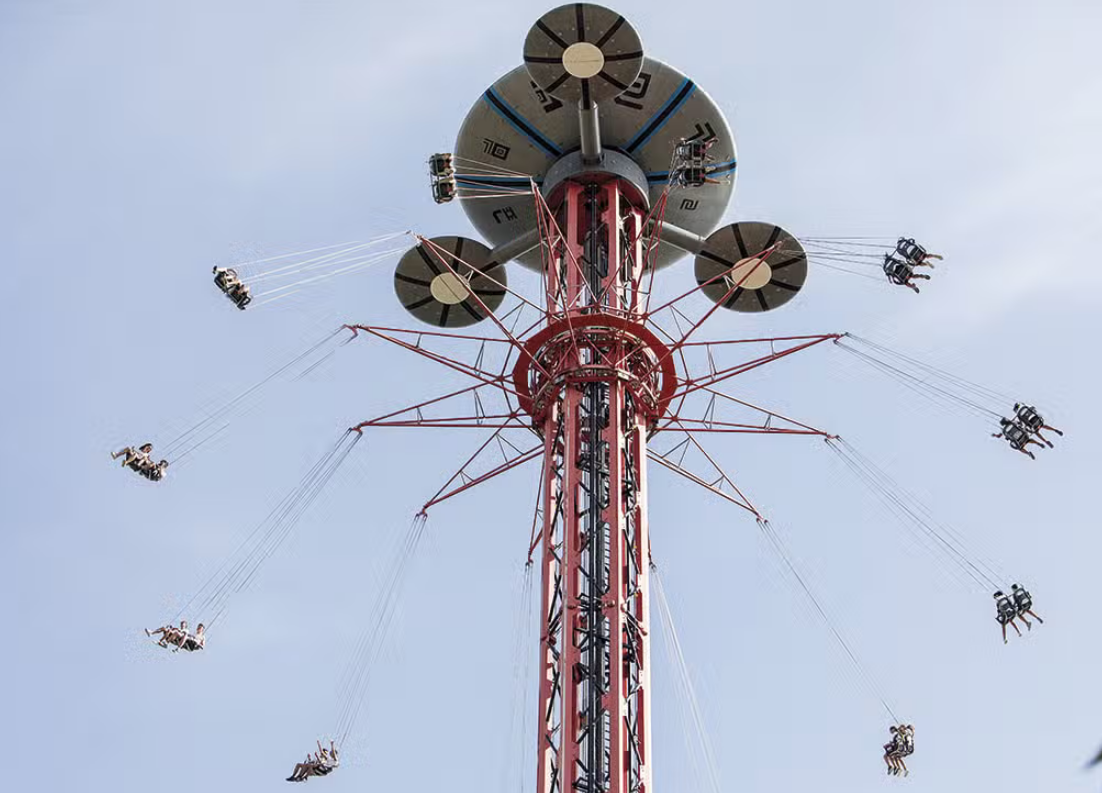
[651,565,724,793]
[253,248,405,300]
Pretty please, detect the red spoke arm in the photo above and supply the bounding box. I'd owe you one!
[345,325,523,397]
[349,383,503,432]
[646,451,760,516]
[668,418,764,517]
[655,418,830,436]
[359,418,532,430]
[672,334,840,400]
[679,333,844,347]
[526,445,550,565]
[344,324,513,345]
[658,384,835,437]
[422,445,543,512]
[695,385,834,435]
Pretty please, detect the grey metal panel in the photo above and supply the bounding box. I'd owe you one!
[455,58,736,271]
[542,149,649,205]
[523,3,644,106]
[394,236,507,328]
[694,222,808,313]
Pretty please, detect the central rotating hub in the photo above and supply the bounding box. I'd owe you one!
[428,271,471,304]
[513,313,677,427]
[561,42,605,78]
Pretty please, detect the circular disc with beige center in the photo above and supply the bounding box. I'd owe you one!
[523,3,644,104]
[562,42,605,78]
[695,222,808,313]
[727,257,773,290]
[430,271,471,304]
[394,236,507,328]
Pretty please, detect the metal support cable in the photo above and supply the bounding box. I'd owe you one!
[756,518,901,725]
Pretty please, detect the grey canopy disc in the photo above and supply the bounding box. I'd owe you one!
[457,58,736,271]
[394,236,507,328]
[523,3,644,106]
[694,222,808,313]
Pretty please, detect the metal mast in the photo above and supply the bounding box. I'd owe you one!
[529,180,655,793]
[360,5,830,793]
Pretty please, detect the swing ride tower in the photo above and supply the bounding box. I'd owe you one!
[370,5,822,793]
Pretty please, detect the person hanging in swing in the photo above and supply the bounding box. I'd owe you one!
[895,237,943,267]
[994,590,1026,644]
[883,724,914,776]
[882,253,930,294]
[146,619,189,649]
[141,459,170,482]
[883,725,904,775]
[287,741,338,783]
[112,442,154,473]
[894,724,915,776]
[1010,584,1043,630]
[178,623,206,652]
[312,741,338,777]
[1013,403,1063,448]
[992,417,1045,459]
[213,266,252,309]
[286,753,319,783]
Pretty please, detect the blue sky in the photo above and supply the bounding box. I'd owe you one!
[2,1,1101,791]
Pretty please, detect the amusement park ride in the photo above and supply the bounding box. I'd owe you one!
[129,3,1065,787]
[386,9,820,790]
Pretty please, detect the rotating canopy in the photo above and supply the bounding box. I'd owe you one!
[457,58,736,271]
[394,236,507,328]
[694,222,808,313]
[523,3,644,106]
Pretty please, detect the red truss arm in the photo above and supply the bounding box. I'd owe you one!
[659,418,827,436]
[655,384,835,437]
[344,324,524,398]
[348,378,528,429]
[526,449,548,564]
[646,451,761,516]
[672,333,842,400]
[420,426,542,512]
[648,421,765,518]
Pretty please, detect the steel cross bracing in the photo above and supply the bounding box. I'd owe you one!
[525,180,654,793]
[341,177,842,793]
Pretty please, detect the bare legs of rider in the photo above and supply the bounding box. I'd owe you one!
[904,273,931,294]
[1003,619,1022,644]
[288,757,317,783]
[148,626,184,648]
[1022,608,1044,625]
[112,448,135,465]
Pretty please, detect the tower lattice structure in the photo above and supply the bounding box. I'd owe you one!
[345,6,839,793]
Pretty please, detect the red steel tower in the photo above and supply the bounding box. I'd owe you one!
[347,5,836,793]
